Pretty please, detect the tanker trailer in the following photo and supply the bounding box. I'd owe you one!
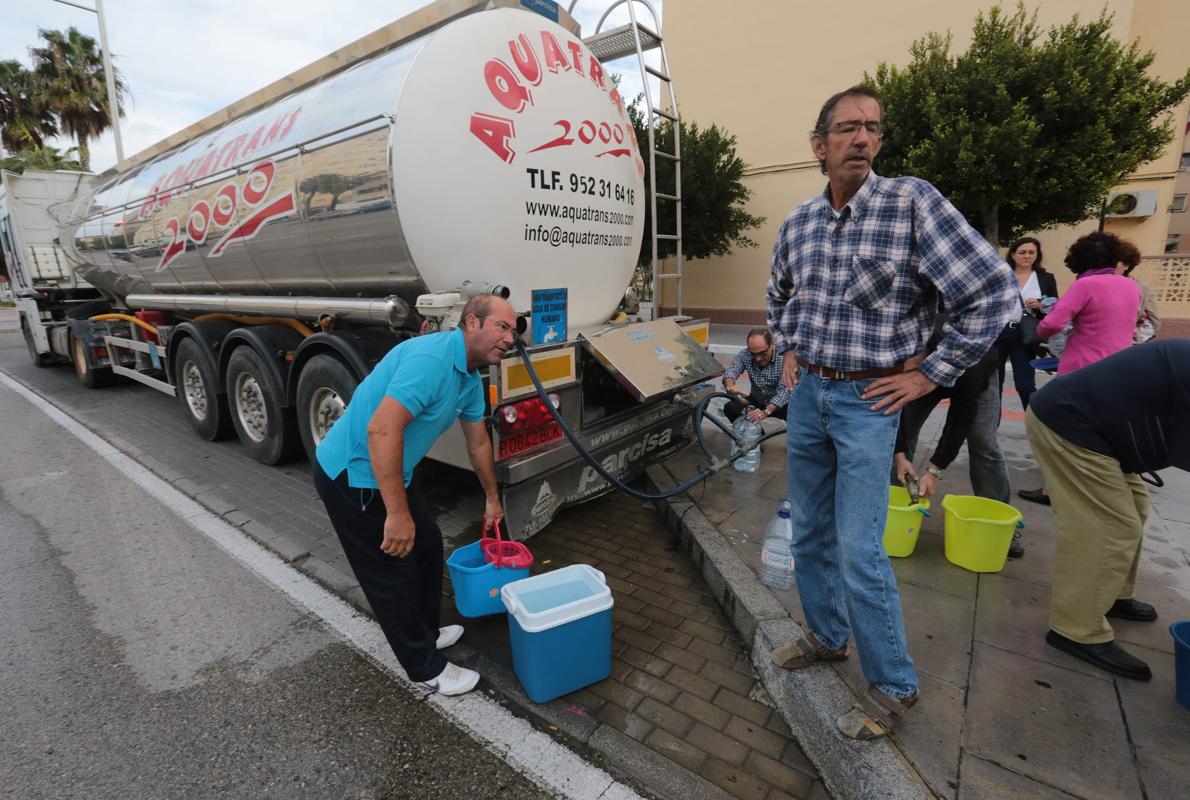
[45,0,721,538]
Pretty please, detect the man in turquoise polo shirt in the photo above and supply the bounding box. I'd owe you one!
[313,294,517,696]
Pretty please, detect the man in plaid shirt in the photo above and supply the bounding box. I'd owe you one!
[766,85,1014,739]
[722,328,789,423]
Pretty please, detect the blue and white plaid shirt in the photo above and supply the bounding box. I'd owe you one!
[723,348,790,409]
[766,172,1015,387]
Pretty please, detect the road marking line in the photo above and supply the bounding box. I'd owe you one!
[0,369,640,800]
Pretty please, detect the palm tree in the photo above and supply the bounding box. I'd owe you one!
[0,144,85,174]
[29,27,127,170]
[0,59,57,152]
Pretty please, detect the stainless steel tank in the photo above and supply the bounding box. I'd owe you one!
[65,4,645,331]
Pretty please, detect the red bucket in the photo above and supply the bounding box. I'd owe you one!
[481,521,533,570]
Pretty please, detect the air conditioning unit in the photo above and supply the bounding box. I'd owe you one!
[1105,189,1159,218]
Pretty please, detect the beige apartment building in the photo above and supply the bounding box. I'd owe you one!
[656,0,1190,324]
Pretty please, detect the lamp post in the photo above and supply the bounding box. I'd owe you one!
[51,0,124,164]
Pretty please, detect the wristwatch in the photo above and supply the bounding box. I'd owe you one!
[925,466,943,479]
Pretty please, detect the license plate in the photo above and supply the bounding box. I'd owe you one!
[498,423,563,459]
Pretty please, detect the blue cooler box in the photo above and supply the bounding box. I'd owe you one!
[500,564,613,703]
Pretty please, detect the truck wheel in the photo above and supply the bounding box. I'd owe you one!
[296,354,359,464]
[72,333,114,389]
[173,337,232,441]
[226,346,300,465]
[21,315,51,367]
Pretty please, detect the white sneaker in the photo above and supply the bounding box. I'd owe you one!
[436,625,464,650]
[422,662,479,696]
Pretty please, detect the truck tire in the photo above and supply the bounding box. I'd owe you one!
[226,346,300,465]
[71,332,114,389]
[173,337,232,441]
[295,354,360,464]
[21,315,51,367]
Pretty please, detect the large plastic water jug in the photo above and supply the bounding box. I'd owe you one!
[732,415,762,473]
[760,505,795,590]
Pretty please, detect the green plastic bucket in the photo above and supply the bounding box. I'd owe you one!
[884,485,930,558]
[941,495,1022,573]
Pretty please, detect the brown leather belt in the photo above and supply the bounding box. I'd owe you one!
[796,357,913,381]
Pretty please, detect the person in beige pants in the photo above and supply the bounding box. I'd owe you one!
[1027,410,1150,643]
[1024,339,1190,681]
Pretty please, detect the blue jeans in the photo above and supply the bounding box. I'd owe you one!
[966,376,1012,504]
[785,372,918,698]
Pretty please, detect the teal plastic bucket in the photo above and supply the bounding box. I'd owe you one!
[447,540,530,618]
[1172,621,1190,710]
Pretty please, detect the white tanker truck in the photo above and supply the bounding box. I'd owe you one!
[7,0,721,537]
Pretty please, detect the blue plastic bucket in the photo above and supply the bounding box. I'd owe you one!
[1171,621,1190,710]
[447,540,530,618]
[501,564,613,703]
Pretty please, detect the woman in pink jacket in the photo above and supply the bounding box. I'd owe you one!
[1019,231,1141,505]
[1036,232,1141,374]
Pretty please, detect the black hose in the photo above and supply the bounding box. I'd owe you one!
[512,338,785,501]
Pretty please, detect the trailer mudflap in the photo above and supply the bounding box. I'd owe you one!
[502,411,696,539]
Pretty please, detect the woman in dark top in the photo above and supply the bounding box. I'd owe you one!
[997,237,1059,410]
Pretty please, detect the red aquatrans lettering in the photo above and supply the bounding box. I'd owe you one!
[508,34,542,86]
[470,114,517,163]
[484,59,533,112]
[540,31,570,73]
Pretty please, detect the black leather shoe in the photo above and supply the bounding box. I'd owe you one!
[1018,488,1051,506]
[1107,598,1158,622]
[1045,630,1152,681]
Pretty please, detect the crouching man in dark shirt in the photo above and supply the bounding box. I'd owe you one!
[1026,339,1190,681]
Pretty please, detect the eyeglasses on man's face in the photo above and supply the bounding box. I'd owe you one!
[476,316,516,335]
[826,120,883,138]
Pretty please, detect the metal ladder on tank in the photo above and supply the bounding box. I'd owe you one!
[578,0,684,317]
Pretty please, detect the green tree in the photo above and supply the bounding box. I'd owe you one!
[868,3,1190,245]
[299,173,367,215]
[30,26,128,171]
[0,144,85,174]
[0,59,57,152]
[629,102,764,290]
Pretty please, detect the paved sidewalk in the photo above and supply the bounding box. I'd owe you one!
[661,378,1190,800]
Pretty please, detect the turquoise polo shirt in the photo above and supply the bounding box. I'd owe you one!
[315,328,485,488]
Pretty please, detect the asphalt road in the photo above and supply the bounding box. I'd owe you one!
[0,354,551,800]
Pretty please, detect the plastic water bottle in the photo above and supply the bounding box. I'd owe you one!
[760,506,795,590]
[732,415,762,473]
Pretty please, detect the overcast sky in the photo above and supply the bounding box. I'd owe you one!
[0,0,662,173]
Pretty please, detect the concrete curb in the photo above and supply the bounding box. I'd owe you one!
[646,463,934,800]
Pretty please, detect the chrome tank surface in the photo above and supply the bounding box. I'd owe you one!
[65,7,645,331]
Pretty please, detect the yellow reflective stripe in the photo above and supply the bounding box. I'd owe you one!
[682,323,709,346]
[503,353,575,396]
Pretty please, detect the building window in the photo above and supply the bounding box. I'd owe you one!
[1168,234,1183,253]
[1183,152,1190,171]
[1173,194,1189,213]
